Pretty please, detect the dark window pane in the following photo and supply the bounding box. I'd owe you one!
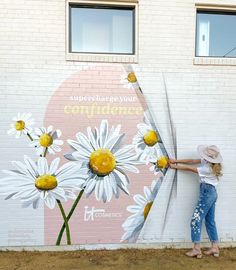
[70,5,135,54]
[196,11,236,57]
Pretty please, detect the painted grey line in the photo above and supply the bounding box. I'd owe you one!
[161,167,177,234]
[161,73,178,234]
[162,73,176,157]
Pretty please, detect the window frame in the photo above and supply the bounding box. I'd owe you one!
[194,4,236,66]
[66,0,139,63]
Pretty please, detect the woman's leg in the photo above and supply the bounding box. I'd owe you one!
[204,199,220,256]
[205,201,219,243]
[186,196,206,257]
[190,200,205,244]
[187,184,215,257]
[191,184,218,243]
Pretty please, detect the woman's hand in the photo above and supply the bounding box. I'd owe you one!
[169,158,177,164]
[169,163,178,169]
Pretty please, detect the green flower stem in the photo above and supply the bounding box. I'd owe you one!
[43,147,48,157]
[56,199,71,245]
[56,189,84,246]
[27,133,34,141]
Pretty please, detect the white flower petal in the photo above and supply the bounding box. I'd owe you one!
[144,186,152,201]
[84,178,97,196]
[32,198,41,209]
[37,157,48,175]
[133,194,147,206]
[99,120,108,147]
[87,127,99,150]
[113,169,129,186]
[47,125,53,133]
[50,144,62,153]
[50,188,66,201]
[56,162,78,178]
[104,134,124,151]
[103,176,113,202]
[35,127,43,136]
[117,164,139,174]
[76,132,94,152]
[127,205,142,214]
[49,158,60,175]
[24,155,38,178]
[45,194,56,209]
[95,180,101,201]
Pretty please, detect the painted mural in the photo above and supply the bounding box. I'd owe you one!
[0,65,175,246]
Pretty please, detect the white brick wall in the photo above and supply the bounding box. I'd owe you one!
[0,0,236,246]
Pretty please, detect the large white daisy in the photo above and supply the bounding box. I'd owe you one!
[133,111,164,162]
[121,179,163,242]
[120,71,139,89]
[0,156,86,209]
[65,120,141,202]
[30,126,63,156]
[7,113,34,138]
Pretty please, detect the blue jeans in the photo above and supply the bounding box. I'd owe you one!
[191,183,218,243]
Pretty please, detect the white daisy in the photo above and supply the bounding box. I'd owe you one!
[65,120,142,202]
[120,72,139,89]
[121,179,163,242]
[133,111,164,162]
[30,125,63,156]
[149,154,169,175]
[0,156,87,209]
[7,113,34,138]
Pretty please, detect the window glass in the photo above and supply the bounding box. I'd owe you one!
[70,5,135,54]
[196,11,236,57]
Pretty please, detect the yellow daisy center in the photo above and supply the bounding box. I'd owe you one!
[143,202,153,220]
[143,130,158,146]
[89,148,116,176]
[15,120,25,131]
[35,174,57,191]
[39,134,53,147]
[157,156,169,169]
[127,72,137,83]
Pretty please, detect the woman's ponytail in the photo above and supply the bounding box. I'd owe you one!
[210,163,223,177]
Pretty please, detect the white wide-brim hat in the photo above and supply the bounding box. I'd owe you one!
[197,145,223,164]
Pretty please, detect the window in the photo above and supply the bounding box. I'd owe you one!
[196,10,236,58]
[66,1,138,62]
[70,5,135,54]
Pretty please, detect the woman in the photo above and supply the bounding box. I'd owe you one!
[169,145,223,258]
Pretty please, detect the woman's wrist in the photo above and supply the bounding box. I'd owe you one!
[173,159,199,164]
[169,164,198,173]
[169,158,178,164]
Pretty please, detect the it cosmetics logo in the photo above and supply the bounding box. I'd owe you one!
[84,206,122,221]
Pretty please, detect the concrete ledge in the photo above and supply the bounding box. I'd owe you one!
[193,57,236,66]
[0,242,236,252]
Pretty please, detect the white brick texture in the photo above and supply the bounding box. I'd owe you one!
[0,0,236,247]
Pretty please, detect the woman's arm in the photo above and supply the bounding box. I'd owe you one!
[169,158,201,164]
[169,163,198,174]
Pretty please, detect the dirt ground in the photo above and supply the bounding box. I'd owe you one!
[0,248,236,270]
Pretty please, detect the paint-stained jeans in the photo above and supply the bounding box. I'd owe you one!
[191,183,218,243]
